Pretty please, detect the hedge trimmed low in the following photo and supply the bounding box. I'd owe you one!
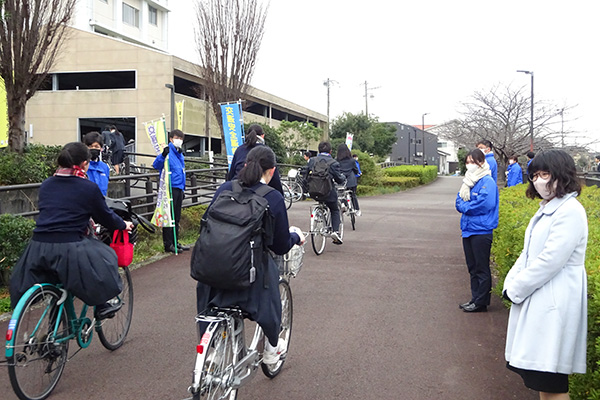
[491,183,600,398]
[381,176,420,188]
[383,165,438,184]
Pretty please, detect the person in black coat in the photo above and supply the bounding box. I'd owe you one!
[302,141,346,244]
[196,146,304,365]
[226,124,284,195]
[10,142,133,319]
[337,143,361,215]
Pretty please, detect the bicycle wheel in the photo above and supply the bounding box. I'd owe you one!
[97,267,133,350]
[8,286,70,400]
[289,181,303,203]
[347,194,356,230]
[195,322,237,400]
[281,182,293,210]
[262,280,293,378]
[310,207,326,255]
[337,201,345,240]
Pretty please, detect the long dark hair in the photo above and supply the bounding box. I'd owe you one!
[57,142,90,168]
[244,124,264,148]
[526,149,581,199]
[336,143,352,161]
[238,146,276,187]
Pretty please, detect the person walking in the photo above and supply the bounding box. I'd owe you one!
[227,124,284,195]
[337,143,361,216]
[506,155,524,187]
[476,139,498,182]
[456,149,499,313]
[503,149,587,400]
[109,125,125,174]
[153,129,189,254]
[526,151,535,171]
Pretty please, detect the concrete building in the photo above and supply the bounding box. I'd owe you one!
[388,122,439,168]
[25,1,327,158]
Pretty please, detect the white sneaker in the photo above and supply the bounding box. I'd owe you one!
[263,338,287,365]
[331,231,343,245]
[356,210,362,217]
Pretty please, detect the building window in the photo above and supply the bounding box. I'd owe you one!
[38,71,137,91]
[123,3,140,28]
[149,5,158,25]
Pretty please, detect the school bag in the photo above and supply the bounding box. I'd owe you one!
[190,180,274,290]
[307,157,335,199]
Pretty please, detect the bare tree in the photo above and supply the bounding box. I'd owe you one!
[0,0,76,153]
[437,84,576,167]
[194,0,268,151]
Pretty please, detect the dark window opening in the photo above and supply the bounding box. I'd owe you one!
[38,71,136,90]
[174,76,205,100]
[79,117,136,148]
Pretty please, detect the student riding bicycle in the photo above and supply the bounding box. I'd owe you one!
[9,142,134,320]
[195,146,305,365]
[302,141,346,244]
[336,143,361,216]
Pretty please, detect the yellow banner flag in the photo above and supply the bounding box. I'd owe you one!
[0,77,8,148]
[176,100,184,130]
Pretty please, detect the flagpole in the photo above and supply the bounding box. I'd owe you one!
[163,117,178,255]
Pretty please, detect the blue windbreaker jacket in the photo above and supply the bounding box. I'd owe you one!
[506,163,523,187]
[455,175,499,237]
[153,142,186,190]
[87,160,110,196]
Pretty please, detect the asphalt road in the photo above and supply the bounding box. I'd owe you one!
[0,176,537,400]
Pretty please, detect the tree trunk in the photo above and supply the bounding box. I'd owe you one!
[7,95,26,153]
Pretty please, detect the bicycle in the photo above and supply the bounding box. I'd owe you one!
[187,240,306,400]
[281,181,294,210]
[309,198,344,255]
[286,168,304,203]
[4,200,153,400]
[337,185,357,231]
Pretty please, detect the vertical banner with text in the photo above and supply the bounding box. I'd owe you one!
[0,77,8,148]
[220,102,244,167]
[176,100,185,130]
[144,118,174,228]
[345,132,354,150]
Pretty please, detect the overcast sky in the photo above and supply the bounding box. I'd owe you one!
[170,0,600,149]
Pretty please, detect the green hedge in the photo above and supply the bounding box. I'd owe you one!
[0,144,62,185]
[0,214,36,285]
[491,183,600,398]
[383,165,438,184]
[381,176,420,188]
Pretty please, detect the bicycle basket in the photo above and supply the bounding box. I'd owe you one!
[271,243,305,278]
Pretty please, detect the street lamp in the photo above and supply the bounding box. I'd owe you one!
[362,81,380,116]
[323,78,338,129]
[165,83,175,131]
[517,70,534,151]
[422,113,429,167]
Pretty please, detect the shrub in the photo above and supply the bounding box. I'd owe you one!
[0,214,36,285]
[381,176,420,188]
[0,144,61,185]
[354,150,382,187]
[383,165,438,184]
[491,184,600,399]
[356,185,377,196]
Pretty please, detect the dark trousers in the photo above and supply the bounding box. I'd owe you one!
[349,186,360,210]
[325,199,341,232]
[163,187,183,250]
[462,234,493,306]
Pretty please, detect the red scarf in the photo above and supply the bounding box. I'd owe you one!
[54,165,88,179]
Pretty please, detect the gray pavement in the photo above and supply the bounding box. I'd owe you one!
[0,176,536,399]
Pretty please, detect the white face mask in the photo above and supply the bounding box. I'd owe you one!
[478,148,487,155]
[172,139,183,148]
[533,177,555,200]
[466,164,478,173]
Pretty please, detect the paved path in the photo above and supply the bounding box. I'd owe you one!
[0,177,536,399]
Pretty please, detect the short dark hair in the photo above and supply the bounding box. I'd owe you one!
[303,151,311,158]
[168,129,184,140]
[526,151,535,159]
[83,131,103,147]
[476,139,492,150]
[318,141,332,154]
[526,149,581,199]
[465,149,486,166]
[57,142,90,168]
[595,155,600,160]
[508,155,519,163]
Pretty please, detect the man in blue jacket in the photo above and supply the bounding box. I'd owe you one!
[153,129,189,253]
[476,139,498,183]
[506,156,523,187]
[83,131,110,196]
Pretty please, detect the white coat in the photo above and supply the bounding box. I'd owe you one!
[504,192,587,374]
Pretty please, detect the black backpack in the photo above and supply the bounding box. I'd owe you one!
[190,180,274,290]
[307,157,335,199]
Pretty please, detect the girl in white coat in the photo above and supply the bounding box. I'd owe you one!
[503,149,587,400]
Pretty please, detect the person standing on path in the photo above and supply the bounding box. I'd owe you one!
[503,149,587,400]
[153,129,189,254]
[83,131,110,196]
[109,125,125,174]
[476,139,498,183]
[506,155,524,187]
[456,149,499,313]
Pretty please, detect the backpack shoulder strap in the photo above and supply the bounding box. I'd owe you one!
[254,183,275,198]
[231,179,243,193]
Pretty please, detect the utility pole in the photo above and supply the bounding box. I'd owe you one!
[362,81,380,117]
[517,70,534,151]
[323,78,338,128]
[557,108,565,148]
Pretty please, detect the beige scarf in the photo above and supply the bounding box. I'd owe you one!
[459,162,491,201]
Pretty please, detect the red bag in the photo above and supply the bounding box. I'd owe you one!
[110,230,134,267]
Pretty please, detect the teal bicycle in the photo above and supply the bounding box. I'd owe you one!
[5,268,133,400]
